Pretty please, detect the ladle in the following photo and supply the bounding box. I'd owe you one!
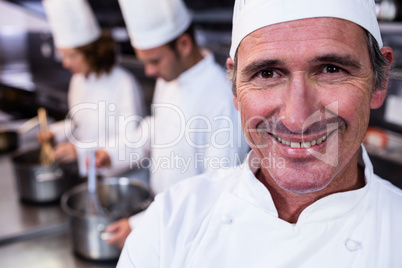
[85,150,106,216]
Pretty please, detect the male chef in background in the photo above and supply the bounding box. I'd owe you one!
[98,0,249,248]
[117,0,402,267]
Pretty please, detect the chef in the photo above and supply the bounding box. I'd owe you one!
[39,0,145,177]
[99,0,249,248]
[117,0,402,267]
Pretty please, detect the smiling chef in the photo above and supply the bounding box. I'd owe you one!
[117,0,402,267]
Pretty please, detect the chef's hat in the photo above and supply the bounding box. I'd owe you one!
[230,0,383,58]
[118,0,192,50]
[42,0,101,49]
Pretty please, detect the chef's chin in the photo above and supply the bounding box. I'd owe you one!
[267,164,336,194]
[277,179,332,194]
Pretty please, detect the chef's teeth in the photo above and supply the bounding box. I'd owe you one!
[274,134,329,148]
[290,142,300,148]
[311,140,316,146]
[301,142,311,148]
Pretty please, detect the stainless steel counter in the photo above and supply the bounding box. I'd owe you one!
[0,116,119,267]
[0,228,117,268]
[0,154,67,242]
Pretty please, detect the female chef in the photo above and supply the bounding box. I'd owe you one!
[38,0,145,177]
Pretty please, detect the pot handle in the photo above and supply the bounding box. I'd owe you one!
[97,224,113,241]
[35,169,63,182]
[99,231,113,241]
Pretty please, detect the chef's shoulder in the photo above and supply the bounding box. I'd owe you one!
[203,61,232,94]
[366,174,402,244]
[102,66,141,96]
[154,167,241,220]
[370,173,402,214]
[110,65,140,84]
[195,63,234,114]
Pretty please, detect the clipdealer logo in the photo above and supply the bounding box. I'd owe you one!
[63,100,340,170]
[63,101,245,155]
[128,152,249,173]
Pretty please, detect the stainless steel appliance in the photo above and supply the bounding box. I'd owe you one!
[61,177,153,261]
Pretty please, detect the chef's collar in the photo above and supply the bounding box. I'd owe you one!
[176,49,211,86]
[235,145,372,224]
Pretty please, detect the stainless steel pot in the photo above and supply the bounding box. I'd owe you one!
[12,147,79,203]
[61,177,153,261]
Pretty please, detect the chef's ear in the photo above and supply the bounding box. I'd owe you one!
[176,34,192,58]
[371,47,394,109]
[233,95,239,111]
[226,57,239,110]
[226,57,234,71]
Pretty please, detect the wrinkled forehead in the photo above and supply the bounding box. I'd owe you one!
[237,17,368,55]
[235,17,372,76]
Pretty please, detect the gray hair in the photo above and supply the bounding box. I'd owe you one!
[228,31,390,96]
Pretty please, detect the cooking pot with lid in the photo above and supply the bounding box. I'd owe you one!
[61,177,153,261]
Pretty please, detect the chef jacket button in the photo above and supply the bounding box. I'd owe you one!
[345,239,362,252]
[220,215,233,225]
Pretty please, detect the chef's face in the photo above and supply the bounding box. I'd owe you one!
[231,18,389,194]
[58,48,91,75]
[135,44,185,82]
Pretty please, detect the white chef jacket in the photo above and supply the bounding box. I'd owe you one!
[125,50,249,227]
[148,50,248,193]
[118,145,402,268]
[50,66,144,177]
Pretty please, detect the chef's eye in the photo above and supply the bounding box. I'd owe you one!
[323,65,341,74]
[257,69,277,78]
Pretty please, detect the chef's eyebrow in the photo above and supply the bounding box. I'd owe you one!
[241,59,282,76]
[313,54,361,69]
[240,54,361,76]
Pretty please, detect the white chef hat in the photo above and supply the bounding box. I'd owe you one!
[42,0,101,49]
[230,0,383,58]
[118,0,192,50]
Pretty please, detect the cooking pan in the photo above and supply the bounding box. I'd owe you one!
[0,116,39,153]
[12,147,80,203]
[61,177,153,261]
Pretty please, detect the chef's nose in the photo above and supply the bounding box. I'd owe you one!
[144,63,158,78]
[62,57,71,69]
[280,76,320,132]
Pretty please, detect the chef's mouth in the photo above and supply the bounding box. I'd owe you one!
[270,129,337,149]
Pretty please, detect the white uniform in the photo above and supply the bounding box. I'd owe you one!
[148,50,248,193]
[51,66,144,177]
[125,50,249,227]
[118,145,402,268]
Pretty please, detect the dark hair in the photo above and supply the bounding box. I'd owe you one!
[367,32,390,93]
[75,30,116,76]
[228,31,391,96]
[166,23,196,54]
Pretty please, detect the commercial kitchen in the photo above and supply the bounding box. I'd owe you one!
[0,0,402,267]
